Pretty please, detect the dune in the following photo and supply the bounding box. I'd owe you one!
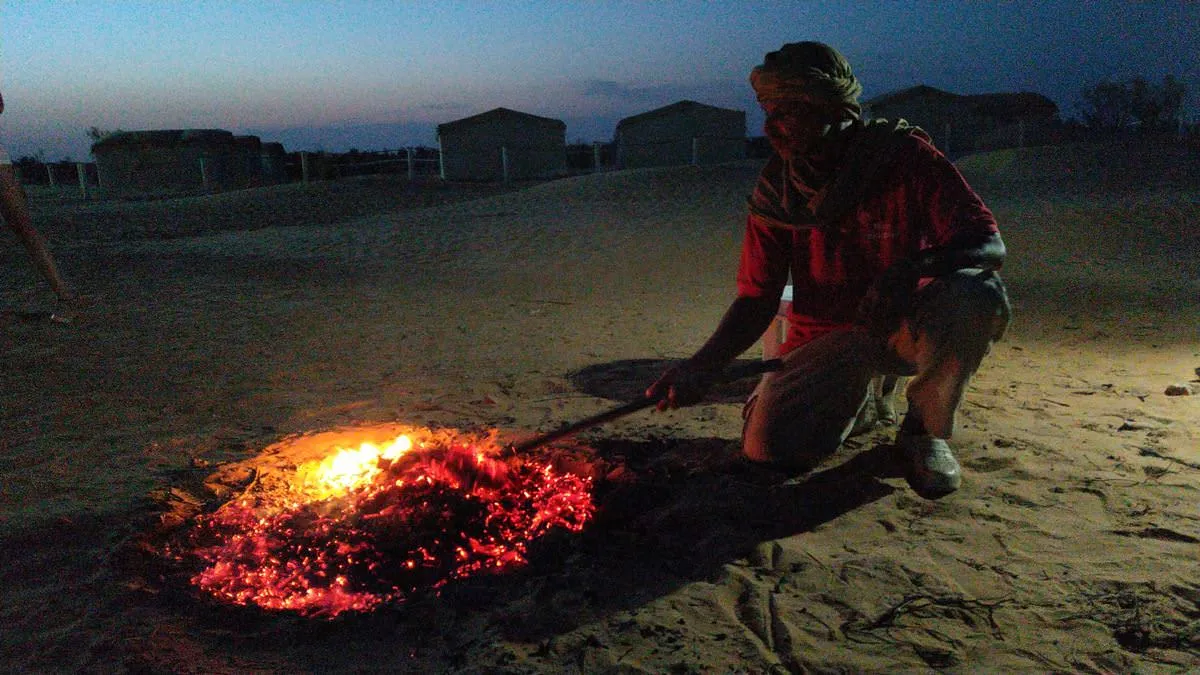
[2,144,1197,672]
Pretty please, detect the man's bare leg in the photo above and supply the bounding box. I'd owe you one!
[889,269,1010,497]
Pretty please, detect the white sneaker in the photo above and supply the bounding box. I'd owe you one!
[897,433,961,498]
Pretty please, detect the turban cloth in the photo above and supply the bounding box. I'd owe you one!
[750,42,863,118]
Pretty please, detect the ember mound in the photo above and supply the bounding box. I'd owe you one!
[163,425,595,619]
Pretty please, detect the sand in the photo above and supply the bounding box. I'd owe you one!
[2,146,1198,672]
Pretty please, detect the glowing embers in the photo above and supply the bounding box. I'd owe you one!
[175,426,594,619]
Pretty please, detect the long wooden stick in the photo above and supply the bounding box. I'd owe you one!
[510,358,782,453]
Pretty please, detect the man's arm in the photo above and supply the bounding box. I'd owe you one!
[646,294,780,409]
[857,230,1005,338]
[914,229,1006,277]
[901,135,1006,277]
[684,294,781,369]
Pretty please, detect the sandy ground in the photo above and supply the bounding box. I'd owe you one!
[2,144,1198,673]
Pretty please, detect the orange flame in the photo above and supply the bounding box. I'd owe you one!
[301,435,413,498]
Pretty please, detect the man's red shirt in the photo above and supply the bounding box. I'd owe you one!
[736,130,999,354]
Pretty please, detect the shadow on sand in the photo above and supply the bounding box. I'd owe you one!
[445,435,901,643]
[569,357,765,404]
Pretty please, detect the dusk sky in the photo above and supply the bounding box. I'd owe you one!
[2,1,1197,162]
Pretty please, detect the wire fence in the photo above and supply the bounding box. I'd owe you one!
[15,135,763,199]
[16,161,101,199]
[614,134,749,169]
[298,147,442,182]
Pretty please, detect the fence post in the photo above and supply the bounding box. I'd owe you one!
[1017,120,1025,148]
[46,164,57,188]
[406,147,415,180]
[301,152,311,184]
[593,142,602,173]
[943,121,952,157]
[76,163,88,198]
[199,157,210,189]
[437,137,446,180]
[501,146,509,183]
[691,137,699,166]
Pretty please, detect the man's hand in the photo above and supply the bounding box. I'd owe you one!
[856,257,921,337]
[646,359,724,411]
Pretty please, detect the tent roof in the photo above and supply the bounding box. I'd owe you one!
[437,107,565,134]
[91,129,235,152]
[864,85,960,108]
[865,86,1058,118]
[616,100,744,129]
[960,92,1059,117]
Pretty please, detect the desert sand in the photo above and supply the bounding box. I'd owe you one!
[2,142,1198,673]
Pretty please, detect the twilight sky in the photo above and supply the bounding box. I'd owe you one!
[2,0,1197,161]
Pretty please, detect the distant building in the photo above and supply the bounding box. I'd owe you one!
[91,129,286,196]
[437,108,567,182]
[864,85,1059,156]
[615,100,746,169]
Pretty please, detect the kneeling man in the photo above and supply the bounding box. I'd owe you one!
[648,42,1010,499]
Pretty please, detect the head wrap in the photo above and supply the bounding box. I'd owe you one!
[750,42,863,118]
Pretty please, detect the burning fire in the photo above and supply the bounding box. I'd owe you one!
[301,435,414,498]
[173,427,594,618]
